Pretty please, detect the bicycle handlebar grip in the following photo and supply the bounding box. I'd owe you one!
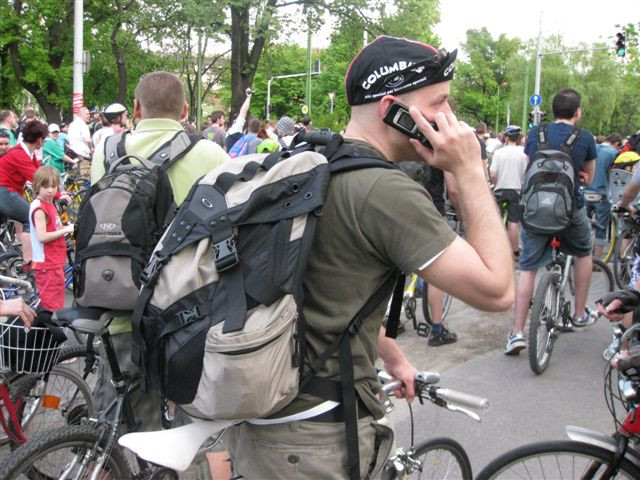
[415,371,440,384]
[435,388,490,412]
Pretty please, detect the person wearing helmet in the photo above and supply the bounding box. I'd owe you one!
[490,125,527,259]
[93,103,129,150]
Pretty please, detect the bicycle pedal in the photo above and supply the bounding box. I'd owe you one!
[416,322,431,337]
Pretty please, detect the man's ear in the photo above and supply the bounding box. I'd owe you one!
[133,99,142,121]
[379,95,397,120]
[180,102,189,122]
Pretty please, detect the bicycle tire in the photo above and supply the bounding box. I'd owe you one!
[528,271,559,375]
[405,437,472,479]
[56,344,101,393]
[592,258,615,293]
[8,365,96,451]
[420,283,452,327]
[601,216,617,263]
[613,231,637,289]
[475,439,640,480]
[0,425,132,479]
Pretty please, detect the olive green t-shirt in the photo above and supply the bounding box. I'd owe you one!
[277,156,456,419]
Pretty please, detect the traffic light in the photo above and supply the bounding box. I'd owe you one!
[539,111,547,123]
[528,111,534,128]
[616,32,626,57]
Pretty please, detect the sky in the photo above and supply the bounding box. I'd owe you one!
[433,0,635,50]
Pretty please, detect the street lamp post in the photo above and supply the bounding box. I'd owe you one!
[266,71,321,120]
[328,92,335,113]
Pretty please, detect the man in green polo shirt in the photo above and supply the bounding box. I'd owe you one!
[90,72,228,434]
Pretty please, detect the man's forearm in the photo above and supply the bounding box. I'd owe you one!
[453,165,513,283]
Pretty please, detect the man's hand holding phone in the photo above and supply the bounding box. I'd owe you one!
[407,106,481,176]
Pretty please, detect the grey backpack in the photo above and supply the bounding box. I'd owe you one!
[73,131,199,310]
[520,125,580,235]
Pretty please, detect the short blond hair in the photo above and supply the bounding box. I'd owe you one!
[33,166,60,196]
[135,72,185,120]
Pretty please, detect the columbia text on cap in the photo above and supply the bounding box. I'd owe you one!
[344,36,457,106]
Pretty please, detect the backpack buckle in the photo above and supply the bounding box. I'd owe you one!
[213,235,239,272]
[176,306,202,326]
[140,253,168,287]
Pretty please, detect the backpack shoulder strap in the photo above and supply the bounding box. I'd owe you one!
[537,124,549,150]
[148,130,201,171]
[103,131,130,172]
[559,126,582,154]
[325,140,397,174]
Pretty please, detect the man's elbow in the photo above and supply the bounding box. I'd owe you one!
[485,285,515,312]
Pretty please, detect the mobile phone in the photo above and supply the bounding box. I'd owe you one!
[383,101,437,149]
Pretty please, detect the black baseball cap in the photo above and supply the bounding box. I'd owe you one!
[345,36,457,106]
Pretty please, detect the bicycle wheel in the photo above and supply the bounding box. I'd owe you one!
[421,284,452,326]
[528,272,559,375]
[9,365,96,450]
[406,437,472,479]
[476,440,640,479]
[613,232,636,289]
[592,258,615,293]
[56,344,101,393]
[601,216,617,263]
[0,425,132,479]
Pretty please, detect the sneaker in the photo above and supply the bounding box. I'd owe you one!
[505,331,526,355]
[571,307,597,329]
[428,326,457,347]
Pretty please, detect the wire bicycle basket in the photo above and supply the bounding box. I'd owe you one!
[0,321,63,374]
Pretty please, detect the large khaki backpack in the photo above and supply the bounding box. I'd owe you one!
[132,133,403,480]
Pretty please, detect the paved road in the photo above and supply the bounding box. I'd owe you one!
[389,268,619,477]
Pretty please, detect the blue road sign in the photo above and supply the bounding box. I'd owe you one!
[529,94,542,107]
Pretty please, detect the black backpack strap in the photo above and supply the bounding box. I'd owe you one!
[148,130,201,172]
[300,272,400,480]
[559,126,581,155]
[537,124,549,150]
[103,131,130,173]
[384,274,406,339]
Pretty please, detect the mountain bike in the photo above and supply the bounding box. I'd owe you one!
[528,238,614,374]
[476,323,640,479]
[0,307,175,479]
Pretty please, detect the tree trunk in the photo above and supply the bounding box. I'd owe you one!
[229,0,277,120]
[8,43,62,123]
[110,23,128,103]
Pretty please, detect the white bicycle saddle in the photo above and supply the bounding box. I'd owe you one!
[118,419,237,471]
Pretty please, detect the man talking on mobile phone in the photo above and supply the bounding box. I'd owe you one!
[223,36,514,480]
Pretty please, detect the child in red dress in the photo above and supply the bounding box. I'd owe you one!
[29,166,74,311]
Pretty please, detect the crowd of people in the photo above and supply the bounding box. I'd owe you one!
[1,32,640,478]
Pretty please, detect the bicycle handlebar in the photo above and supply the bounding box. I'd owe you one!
[433,387,490,412]
[379,370,489,415]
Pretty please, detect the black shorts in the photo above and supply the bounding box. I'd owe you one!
[494,189,522,223]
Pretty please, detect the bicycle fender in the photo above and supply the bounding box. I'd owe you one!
[565,425,640,469]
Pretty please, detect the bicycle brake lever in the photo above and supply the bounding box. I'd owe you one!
[445,405,481,422]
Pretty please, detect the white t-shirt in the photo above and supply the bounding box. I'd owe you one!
[490,145,528,191]
[67,117,92,157]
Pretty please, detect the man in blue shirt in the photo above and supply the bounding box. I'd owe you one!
[506,88,597,355]
[584,133,622,259]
